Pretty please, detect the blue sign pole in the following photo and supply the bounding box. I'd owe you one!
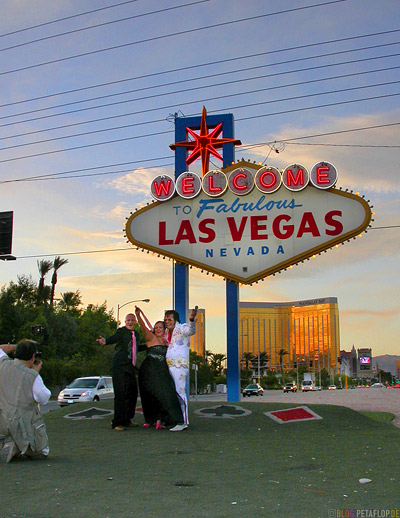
[173,111,240,402]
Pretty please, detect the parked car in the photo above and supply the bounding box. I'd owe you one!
[283,383,297,393]
[242,383,264,397]
[370,383,385,388]
[57,376,114,406]
[314,385,322,391]
[328,384,337,390]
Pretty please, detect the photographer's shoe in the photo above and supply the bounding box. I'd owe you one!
[0,441,18,463]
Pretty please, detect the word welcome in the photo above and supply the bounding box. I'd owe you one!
[151,162,338,201]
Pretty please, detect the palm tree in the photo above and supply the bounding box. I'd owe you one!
[50,256,69,307]
[242,352,254,371]
[37,259,52,303]
[207,353,227,376]
[58,290,82,312]
[278,348,288,373]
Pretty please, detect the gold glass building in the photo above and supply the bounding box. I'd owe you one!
[239,298,340,375]
[189,308,205,358]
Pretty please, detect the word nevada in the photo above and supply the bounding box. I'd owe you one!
[151,161,338,201]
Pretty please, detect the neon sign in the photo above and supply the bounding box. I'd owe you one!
[150,161,338,202]
[125,160,372,285]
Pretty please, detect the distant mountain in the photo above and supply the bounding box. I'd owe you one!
[372,355,400,375]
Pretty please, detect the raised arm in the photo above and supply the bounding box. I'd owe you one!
[134,306,154,343]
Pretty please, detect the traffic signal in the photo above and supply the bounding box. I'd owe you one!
[0,212,13,257]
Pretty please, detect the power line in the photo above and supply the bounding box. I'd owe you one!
[0,1,141,38]
[12,225,400,259]
[4,66,398,139]
[235,91,400,123]
[1,121,399,184]
[0,0,212,52]
[286,142,400,148]
[1,80,399,152]
[242,122,400,148]
[0,0,347,77]
[2,27,399,110]
[3,45,400,125]
[0,156,173,183]
[0,95,399,165]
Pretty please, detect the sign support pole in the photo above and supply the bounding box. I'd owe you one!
[173,111,240,401]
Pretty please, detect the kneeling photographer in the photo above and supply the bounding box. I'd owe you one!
[0,339,51,463]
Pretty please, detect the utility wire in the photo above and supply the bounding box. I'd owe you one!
[1,80,399,152]
[2,50,399,129]
[12,224,400,259]
[3,44,400,124]
[0,0,141,38]
[0,0,347,77]
[4,67,399,139]
[0,0,212,52]
[0,94,399,165]
[241,122,400,148]
[1,121,399,183]
[2,27,399,110]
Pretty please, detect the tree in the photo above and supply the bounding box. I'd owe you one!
[242,352,254,371]
[57,290,82,313]
[50,256,69,307]
[207,352,227,377]
[37,260,52,304]
[278,348,288,373]
[189,350,213,393]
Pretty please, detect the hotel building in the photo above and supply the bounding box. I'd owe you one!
[189,308,206,358]
[239,298,340,376]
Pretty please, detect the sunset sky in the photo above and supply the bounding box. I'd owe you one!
[0,0,399,356]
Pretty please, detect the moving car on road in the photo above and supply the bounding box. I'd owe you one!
[301,380,315,392]
[242,383,264,397]
[283,382,297,393]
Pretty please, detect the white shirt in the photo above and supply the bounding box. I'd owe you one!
[0,349,51,405]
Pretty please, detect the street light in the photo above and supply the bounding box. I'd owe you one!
[117,298,150,324]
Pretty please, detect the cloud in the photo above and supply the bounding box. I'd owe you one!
[248,109,400,193]
[106,167,171,195]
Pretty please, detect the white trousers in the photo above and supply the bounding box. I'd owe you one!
[168,365,189,425]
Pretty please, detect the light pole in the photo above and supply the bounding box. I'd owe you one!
[117,298,150,324]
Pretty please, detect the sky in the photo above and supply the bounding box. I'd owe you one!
[0,0,399,356]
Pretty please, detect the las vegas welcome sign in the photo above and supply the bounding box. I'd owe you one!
[125,160,372,285]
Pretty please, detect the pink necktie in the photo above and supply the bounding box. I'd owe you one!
[131,331,136,366]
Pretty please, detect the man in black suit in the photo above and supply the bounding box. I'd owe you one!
[97,314,145,430]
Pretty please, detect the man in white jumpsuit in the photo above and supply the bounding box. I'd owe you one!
[165,307,197,432]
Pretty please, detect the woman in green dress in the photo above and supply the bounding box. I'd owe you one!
[135,306,183,429]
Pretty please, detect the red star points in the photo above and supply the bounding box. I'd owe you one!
[170,106,241,177]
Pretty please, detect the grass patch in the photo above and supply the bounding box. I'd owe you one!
[1,400,399,518]
[359,411,395,424]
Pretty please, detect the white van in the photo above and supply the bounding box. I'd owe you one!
[57,376,113,406]
[301,380,315,392]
